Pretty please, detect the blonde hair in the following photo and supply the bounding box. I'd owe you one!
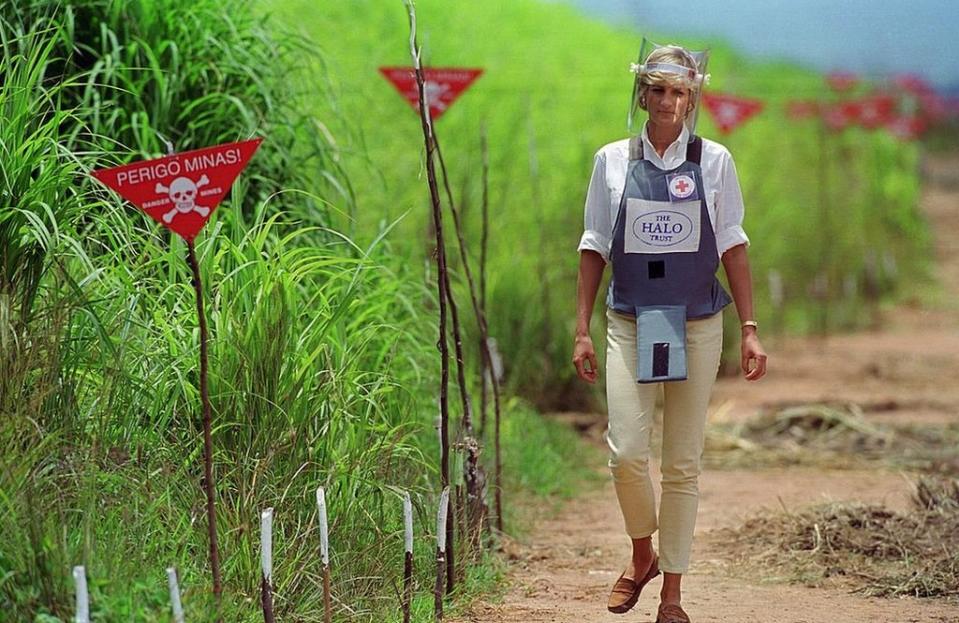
[637,45,700,116]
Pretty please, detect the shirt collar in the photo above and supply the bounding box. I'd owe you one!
[640,121,689,168]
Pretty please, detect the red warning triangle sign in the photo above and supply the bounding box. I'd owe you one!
[853,94,896,129]
[379,67,483,120]
[821,101,857,131]
[91,138,262,241]
[702,93,764,134]
[885,115,927,141]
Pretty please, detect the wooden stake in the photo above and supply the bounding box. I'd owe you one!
[432,131,504,536]
[404,0,456,593]
[479,123,490,438]
[186,241,222,601]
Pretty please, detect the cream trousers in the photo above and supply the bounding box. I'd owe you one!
[603,306,723,574]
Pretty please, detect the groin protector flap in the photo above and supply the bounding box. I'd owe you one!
[635,305,687,383]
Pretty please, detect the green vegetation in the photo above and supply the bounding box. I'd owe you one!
[0,0,932,620]
[274,0,929,406]
[0,1,595,620]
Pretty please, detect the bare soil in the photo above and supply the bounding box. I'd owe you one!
[452,154,959,623]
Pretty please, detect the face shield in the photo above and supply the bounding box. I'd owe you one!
[628,38,710,142]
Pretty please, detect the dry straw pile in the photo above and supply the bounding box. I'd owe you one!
[717,475,959,598]
[705,402,959,475]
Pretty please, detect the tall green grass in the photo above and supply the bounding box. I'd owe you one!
[0,3,598,620]
[8,0,353,231]
[0,23,84,327]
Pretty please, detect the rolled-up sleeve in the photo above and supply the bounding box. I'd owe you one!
[577,151,613,263]
[715,150,750,258]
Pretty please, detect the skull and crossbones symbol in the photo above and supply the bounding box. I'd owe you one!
[424,81,450,112]
[155,175,210,223]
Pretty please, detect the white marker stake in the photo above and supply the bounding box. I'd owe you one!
[403,491,414,554]
[486,337,504,384]
[261,508,274,582]
[73,566,89,623]
[433,486,450,621]
[436,487,450,554]
[261,507,276,623]
[316,487,329,565]
[166,567,186,623]
[317,487,332,623]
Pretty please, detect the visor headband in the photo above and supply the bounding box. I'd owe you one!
[629,62,709,87]
[644,62,696,80]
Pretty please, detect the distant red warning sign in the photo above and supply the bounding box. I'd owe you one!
[854,94,896,129]
[825,71,860,92]
[885,115,927,141]
[701,93,764,134]
[379,67,483,120]
[92,138,262,241]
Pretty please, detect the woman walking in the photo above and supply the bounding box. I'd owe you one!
[572,41,767,623]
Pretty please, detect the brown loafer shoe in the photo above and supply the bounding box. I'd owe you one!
[606,553,660,614]
[656,602,691,623]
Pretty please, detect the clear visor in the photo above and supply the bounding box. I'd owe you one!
[628,38,710,141]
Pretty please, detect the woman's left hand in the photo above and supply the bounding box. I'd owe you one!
[741,331,767,381]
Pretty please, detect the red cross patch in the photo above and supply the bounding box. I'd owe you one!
[667,173,697,201]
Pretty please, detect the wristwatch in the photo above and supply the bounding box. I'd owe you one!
[741,320,758,330]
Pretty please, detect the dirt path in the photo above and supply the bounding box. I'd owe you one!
[453,153,959,623]
[457,470,956,623]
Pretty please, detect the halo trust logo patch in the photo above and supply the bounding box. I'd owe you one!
[632,210,695,247]
[624,198,702,254]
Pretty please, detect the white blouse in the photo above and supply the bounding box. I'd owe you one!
[577,122,750,263]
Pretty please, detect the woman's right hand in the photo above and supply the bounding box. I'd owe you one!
[572,333,600,384]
